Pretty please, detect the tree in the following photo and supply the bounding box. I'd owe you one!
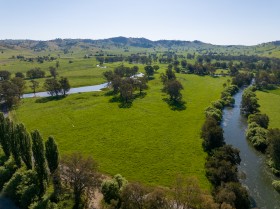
[101,174,127,205]
[120,78,134,103]
[201,117,224,152]
[121,182,148,209]
[11,77,26,98]
[163,80,183,102]
[0,70,11,80]
[45,136,59,174]
[31,130,48,197]
[15,72,25,78]
[61,153,101,208]
[45,136,60,200]
[153,65,160,72]
[9,120,22,167]
[144,65,154,78]
[16,123,32,170]
[59,77,70,96]
[49,66,58,78]
[44,78,61,96]
[248,113,269,129]
[0,113,11,157]
[268,129,280,170]
[172,176,218,209]
[29,80,39,94]
[241,87,259,116]
[0,81,21,108]
[26,68,45,79]
[56,60,60,69]
[135,76,148,94]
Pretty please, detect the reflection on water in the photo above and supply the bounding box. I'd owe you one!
[0,196,19,209]
[222,89,280,209]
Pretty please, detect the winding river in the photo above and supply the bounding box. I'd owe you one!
[222,88,280,208]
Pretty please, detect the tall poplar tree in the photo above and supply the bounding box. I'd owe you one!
[31,130,48,196]
[16,123,32,169]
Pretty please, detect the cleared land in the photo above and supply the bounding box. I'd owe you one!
[257,89,280,128]
[12,74,227,188]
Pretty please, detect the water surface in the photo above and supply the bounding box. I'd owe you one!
[222,89,280,208]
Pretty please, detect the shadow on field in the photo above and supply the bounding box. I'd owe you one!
[108,92,147,108]
[35,96,66,103]
[163,98,186,111]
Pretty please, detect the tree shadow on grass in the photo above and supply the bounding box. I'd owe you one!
[163,98,186,111]
[108,92,146,108]
[35,95,66,103]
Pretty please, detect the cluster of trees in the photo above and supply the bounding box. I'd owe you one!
[0,113,59,208]
[44,77,70,96]
[246,114,269,151]
[103,65,148,104]
[231,72,253,87]
[201,84,250,208]
[255,70,280,90]
[0,113,102,208]
[13,55,57,63]
[160,67,184,103]
[241,86,259,116]
[101,174,225,209]
[26,68,45,79]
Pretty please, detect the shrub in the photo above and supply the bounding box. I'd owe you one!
[272,180,280,193]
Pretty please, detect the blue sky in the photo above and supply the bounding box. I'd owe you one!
[0,0,279,45]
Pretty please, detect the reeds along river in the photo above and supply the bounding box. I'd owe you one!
[221,88,280,209]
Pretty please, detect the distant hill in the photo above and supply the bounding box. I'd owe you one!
[0,37,280,58]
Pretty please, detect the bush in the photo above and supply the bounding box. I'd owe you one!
[272,180,280,193]
[246,126,268,151]
[248,114,269,129]
[2,170,39,208]
[211,100,224,110]
[205,106,223,122]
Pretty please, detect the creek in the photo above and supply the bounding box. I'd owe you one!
[221,88,280,208]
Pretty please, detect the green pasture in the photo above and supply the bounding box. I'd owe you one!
[257,90,280,129]
[12,74,227,188]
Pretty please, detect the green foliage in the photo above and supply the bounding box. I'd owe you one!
[211,100,224,110]
[205,106,223,123]
[45,136,59,174]
[248,113,269,129]
[215,182,250,209]
[246,125,268,151]
[272,180,280,193]
[205,145,240,186]
[31,130,48,197]
[268,129,280,170]
[0,158,17,190]
[241,87,260,116]
[16,123,32,169]
[2,170,39,209]
[201,117,224,153]
[9,121,22,167]
[101,174,127,204]
[0,113,11,157]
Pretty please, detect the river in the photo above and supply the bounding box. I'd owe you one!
[22,82,108,98]
[221,88,280,208]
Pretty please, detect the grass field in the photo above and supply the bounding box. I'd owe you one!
[12,73,227,188]
[257,90,280,129]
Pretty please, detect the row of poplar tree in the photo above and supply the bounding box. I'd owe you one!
[0,112,59,208]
